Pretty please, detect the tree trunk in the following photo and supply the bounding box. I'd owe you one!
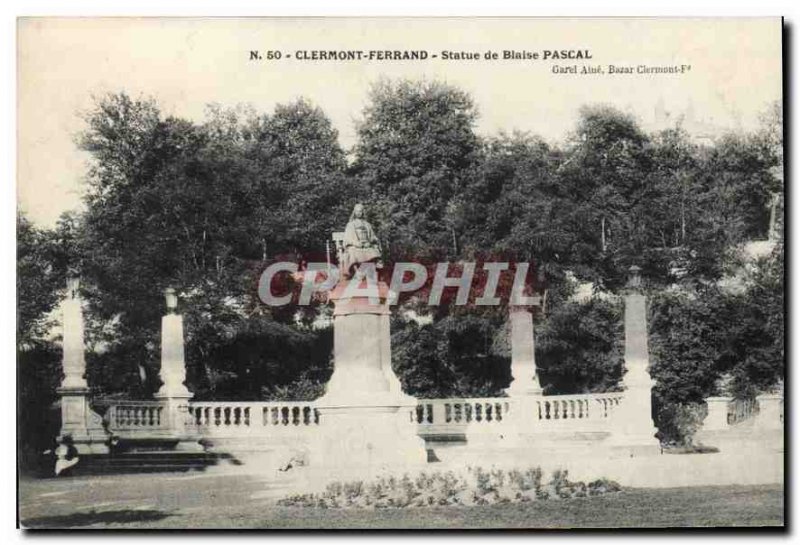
[601,217,607,252]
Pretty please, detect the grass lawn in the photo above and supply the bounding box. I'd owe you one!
[19,472,783,529]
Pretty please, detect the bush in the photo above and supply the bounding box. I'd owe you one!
[655,402,707,446]
[277,467,621,509]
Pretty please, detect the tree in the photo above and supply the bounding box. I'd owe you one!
[459,133,567,300]
[534,297,624,394]
[696,133,777,244]
[17,211,68,468]
[352,79,481,259]
[723,245,784,397]
[17,212,62,348]
[392,312,510,398]
[76,93,351,399]
[649,288,732,407]
[556,105,654,290]
[641,127,730,284]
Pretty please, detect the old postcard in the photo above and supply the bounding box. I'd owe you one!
[17,17,784,529]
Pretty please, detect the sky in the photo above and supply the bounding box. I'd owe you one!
[18,17,782,227]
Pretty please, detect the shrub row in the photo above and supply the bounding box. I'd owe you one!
[277,466,621,509]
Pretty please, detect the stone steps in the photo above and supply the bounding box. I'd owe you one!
[47,450,235,477]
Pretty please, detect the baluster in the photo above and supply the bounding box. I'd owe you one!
[486,403,493,422]
[426,404,433,424]
[454,403,462,423]
[313,408,320,424]
[445,403,452,423]
[465,403,473,423]
[281,406,289,426]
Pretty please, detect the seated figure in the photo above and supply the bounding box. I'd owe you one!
[340,203,382,279]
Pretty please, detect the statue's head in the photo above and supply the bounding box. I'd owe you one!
[351,203,365,219]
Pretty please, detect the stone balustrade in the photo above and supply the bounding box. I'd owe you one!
[414,398,511,426]
[533,393,624,425]
[727,397,759,425]
[104,392,626,442]
[412,393,624,438]
[188,402,320,436]
[106,401,169,438]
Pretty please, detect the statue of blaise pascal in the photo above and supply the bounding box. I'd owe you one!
[335,203,383,279]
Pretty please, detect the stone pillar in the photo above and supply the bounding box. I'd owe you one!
[154,288,200,450]
[609,266,660,456]
[431,402,447,427]
[505,308,543,396]
[481,307,544,450]
[309,278,427,478]
[702,397,732,431]
[755,394,783,431]
[57,277,108,454]
[155,288,192,399]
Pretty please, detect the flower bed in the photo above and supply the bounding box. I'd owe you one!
[277,467,621,509]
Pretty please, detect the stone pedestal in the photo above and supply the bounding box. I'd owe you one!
[57,387,109,454]
[309,280,427,476]
[56,278,109,454]
[505,308,543,397]
[755,394,783,431]
[608,268,659,456]
[469,308,542,450]
[702,397,732,431]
